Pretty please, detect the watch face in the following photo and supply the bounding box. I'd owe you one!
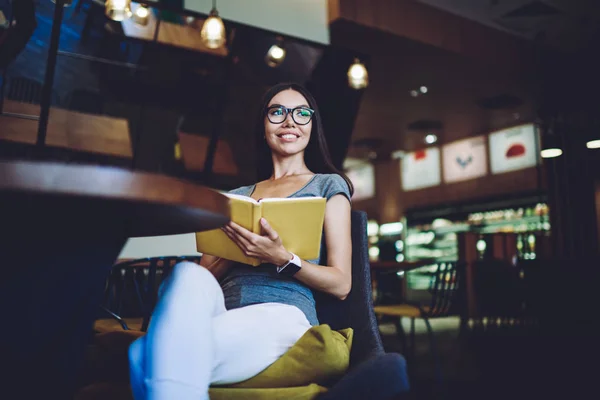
[279,263,301,276]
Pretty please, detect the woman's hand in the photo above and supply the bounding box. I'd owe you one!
[222,218,292,266]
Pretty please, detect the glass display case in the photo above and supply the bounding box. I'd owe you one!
[404,200,551,263]
[365,219,405,263]
[399,197,551,299]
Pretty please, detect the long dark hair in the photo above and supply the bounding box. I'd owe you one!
[255,82,354,196]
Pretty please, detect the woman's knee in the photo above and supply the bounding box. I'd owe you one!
[165,262,217,292]
[159,261,224,310]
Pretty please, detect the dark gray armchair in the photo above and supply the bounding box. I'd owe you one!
[315,210,410,399]
[85,211,409,399]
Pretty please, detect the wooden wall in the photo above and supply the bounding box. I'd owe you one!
[353,158,545,223]
[353,159,403,222]
[400,165,544,210]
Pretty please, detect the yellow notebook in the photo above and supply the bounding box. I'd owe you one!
[196,194,327,266]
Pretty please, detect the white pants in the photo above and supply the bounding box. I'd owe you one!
[128,261,311,400]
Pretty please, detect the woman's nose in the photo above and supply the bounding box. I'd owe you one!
[282,112,295,127]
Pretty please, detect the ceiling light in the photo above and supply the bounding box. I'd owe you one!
[540,148,563,158]
[420,86,428,94]
[201,0,226,49]
[425,133,438,144]
[105,0,132,21]
[410,90,418,97]
[133,4,149,26]
[266,37,286,67]
[540,126,562,159]
[347,58,368,89]
[586,139,600,149]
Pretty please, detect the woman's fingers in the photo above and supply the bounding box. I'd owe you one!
[227,221,255,241]
[223,225,253,255]
[260,218,280,241]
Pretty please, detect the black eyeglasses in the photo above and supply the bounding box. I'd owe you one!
[266,105,315,125]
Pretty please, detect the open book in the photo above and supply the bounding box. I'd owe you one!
[196,194,327,266]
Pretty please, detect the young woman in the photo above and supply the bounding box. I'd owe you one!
[129,83,354,400]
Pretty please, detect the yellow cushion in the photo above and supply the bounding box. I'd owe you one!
[77,325,352,400]
[219,324,353,389]
[209,384,328,400]
[373,304,429,318]
[75,382,327,400]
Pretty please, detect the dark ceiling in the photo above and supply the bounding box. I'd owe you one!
[330,20,536,160]
[417,0,600,52]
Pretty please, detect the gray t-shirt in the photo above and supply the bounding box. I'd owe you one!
[219,174,351,326]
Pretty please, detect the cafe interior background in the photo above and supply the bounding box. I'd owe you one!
[1,0,599,398]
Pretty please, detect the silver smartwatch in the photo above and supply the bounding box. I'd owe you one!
[276,253,302,276]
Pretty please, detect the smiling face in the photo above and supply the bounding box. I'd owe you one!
[264,89,313,157]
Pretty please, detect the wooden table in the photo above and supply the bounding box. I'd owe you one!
[121,3,228,56]
[0,100,133,158]
[0,161,229,398]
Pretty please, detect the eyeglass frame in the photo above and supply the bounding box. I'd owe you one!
[265,105,315,126]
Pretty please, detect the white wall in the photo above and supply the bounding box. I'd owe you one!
[118,233,201,259]
[184,0,329,45]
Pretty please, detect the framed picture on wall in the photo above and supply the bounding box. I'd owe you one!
[401,147,441,191]
[442,135,487,183]
[344,158,375,201]
[489,123,539,174]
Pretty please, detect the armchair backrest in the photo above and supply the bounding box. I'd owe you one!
[316,210,385,367]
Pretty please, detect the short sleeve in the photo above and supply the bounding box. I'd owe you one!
[322,174,352,203]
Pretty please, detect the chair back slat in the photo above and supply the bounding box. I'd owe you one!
[427,262,461,317]
[7,76,59,105]
[101,255,201,331]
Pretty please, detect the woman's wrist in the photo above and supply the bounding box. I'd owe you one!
[273,249,293,267]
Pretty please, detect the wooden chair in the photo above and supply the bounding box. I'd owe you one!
[373,261,461,387]
[94,255,201,333]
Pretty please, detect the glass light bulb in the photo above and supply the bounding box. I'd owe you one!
[347,60,368,89]
[135,5,149,18]
[349,64,366,79]
[266,44,286,67]
[105,0,132,21]
[269,45,285,60]
[201,14,226,49]
[425,134,437,144]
